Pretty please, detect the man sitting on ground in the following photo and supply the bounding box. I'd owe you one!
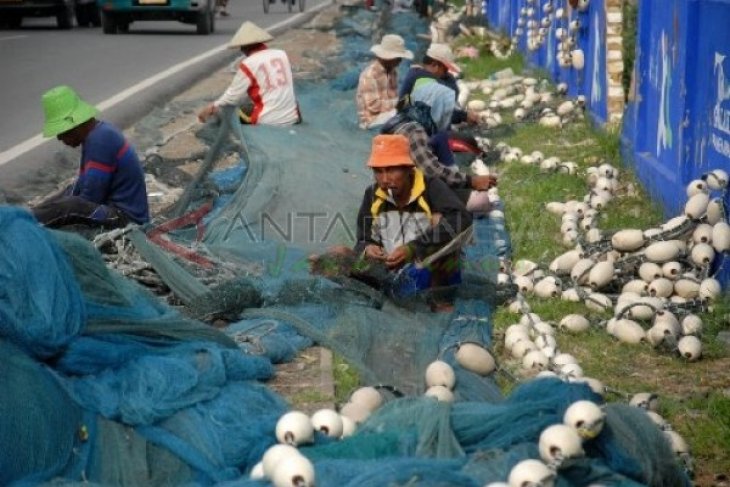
[31,85,149,229]
[310,134,472,309]
[198,22,300,126]
[356,34,413,129]
[382,80,496,212]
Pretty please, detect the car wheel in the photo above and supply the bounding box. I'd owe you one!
[87,3,101,26]
[101,10,116,33]
[117,20,129,33]
[57,3,74,29]
[196,7,213,35]
[74,3,89,26]
[6,15,23,28]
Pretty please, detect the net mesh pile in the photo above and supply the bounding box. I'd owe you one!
[0,4,689,487]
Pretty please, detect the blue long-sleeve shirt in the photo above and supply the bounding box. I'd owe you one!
[72,121,149,224]
[398,66,467,124]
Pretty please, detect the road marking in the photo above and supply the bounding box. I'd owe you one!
[0,1,331,167]
[0,35,28,42]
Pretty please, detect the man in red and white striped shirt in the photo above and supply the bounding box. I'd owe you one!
[198,22,300,126]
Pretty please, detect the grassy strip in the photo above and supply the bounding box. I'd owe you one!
[457,36,730,480]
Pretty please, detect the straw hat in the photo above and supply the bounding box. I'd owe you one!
[426,43,460,74]
[228,21,273,49]
[42,85,98,138]
[367,134,415,168]
[371,34,414,60]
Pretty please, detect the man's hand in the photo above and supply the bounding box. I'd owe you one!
[470,175,498,191]
[197,104,219,123]
[466,109,481,125]
[364,244,386,260]
[385,245,413,269]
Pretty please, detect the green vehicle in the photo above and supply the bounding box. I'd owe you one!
[98,0,214,35]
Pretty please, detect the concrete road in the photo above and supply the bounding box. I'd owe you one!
[0,0,331,196]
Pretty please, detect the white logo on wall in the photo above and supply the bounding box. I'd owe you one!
[590,11,602,106]
[711,52,730,158]
[656,31,673,157]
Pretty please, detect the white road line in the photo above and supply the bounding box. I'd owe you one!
[0,35,28,41]
[0,1,330,167]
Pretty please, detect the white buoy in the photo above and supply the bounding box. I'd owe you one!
[685,179,708,197]
[250,461,265,480]
[340,414,356,438]
[311,409,344,438]
[350,386,383,412]
[629,392,659,411]
[645,241,680,263]
[704,169,729,190]
[699,278,721,301]
[276,411,314,446]
[262,444,302,479]
[681,314,703,335]
[611,319,646,344]
[622,279,649,295]
[585,292,612,311]
[508,459,556,487]
[339,401,370,425]
[271,453,316,487]
[538,424,584,466]
[706,198,726,224]
[661,261,682,280]
[559,314,590,332]
[522,349,549,370]
[677,335,702,361]
[712,221,730,252]
[425,385,455,402]
[684,193,710,219]
[674,278,700,299]
[455,342,496,375]
[563,400,606,439]
[588,261,614,290]
[425,360,456,389]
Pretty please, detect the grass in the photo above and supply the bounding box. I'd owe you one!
[333,352,361,404]
[471,59,730,480]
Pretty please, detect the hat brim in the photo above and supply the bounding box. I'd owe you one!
[371,45,414,60]
[43,101,98,138]
[367,158,415,168]
[433,57,461,74]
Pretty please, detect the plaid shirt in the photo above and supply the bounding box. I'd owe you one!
[393,122,471,188]
[356,60,398,127]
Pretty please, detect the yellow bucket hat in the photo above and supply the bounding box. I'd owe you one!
[42,85,98,138]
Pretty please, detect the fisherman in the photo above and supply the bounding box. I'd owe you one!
[399,43,480,127]
[356,34,414,129]
[310,134,472,309]
[382,79,496,212]
[198,21,301,126]
[31,85,149,229]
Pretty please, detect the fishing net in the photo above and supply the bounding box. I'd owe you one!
[0,4,690,487]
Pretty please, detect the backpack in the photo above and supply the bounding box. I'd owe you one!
[379,99,438,136]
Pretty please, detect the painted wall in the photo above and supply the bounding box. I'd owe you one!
[622,0,730,281]
[484,0,609,126]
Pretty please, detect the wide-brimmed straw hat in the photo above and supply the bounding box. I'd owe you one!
[367,134,415,168]
[371,34,414,60]
[426,43,461,74]
[228,21,273,49]
[42,85,98,138]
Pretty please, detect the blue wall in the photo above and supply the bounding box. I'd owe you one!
[484,0,609,126]
[622,0,730,282]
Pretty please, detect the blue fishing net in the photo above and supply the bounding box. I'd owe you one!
[0,4,690,487]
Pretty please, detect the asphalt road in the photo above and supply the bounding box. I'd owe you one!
[0,0,331,197]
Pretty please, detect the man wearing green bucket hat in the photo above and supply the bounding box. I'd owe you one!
[31,86,149,229]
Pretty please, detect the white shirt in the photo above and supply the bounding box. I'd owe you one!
[214,48,299,125]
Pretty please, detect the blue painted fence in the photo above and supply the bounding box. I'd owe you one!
[622,0,730,280]
[484,0,609,125]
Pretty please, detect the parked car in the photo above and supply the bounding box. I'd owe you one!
[98,0,214,35]
[0,0,99,28]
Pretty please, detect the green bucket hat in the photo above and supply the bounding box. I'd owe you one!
[42,85,98,138]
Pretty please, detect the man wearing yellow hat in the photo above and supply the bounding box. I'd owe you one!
[198,22,300,126]
[31,86,149,229]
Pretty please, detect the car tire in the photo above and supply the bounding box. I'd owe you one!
[117,21,129,33]
[196,6,213,35]
[74,3,89,26]
[101,10,116,33]
[89,5,101,26]
[57,3,74,29]
[6,15,23,28]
